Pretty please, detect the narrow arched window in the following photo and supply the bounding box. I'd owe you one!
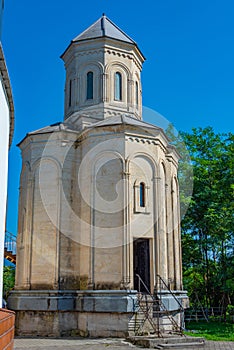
[114,72,122,101]
[87,71,93,99]
[69,79,72,107]
[135,81,139,108]
[139,182,145,207]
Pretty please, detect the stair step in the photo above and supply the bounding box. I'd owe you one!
[158,342,205,348]
[128,336,205,349]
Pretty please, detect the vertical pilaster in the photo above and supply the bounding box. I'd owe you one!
[75,75,80,106]
[158,165,168,285]
[167,178,175,289]
[153,176,160,286]
[128,79,134,111]
[122,163,131,288]
[153,175,160,286]
[172,178,181,290]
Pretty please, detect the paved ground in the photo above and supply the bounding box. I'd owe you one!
[13,337,234,350]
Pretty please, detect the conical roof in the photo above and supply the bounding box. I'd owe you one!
[73,14,135,44]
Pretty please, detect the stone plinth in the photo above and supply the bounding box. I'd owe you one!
[157,290,189,311]
[8,290,138,337]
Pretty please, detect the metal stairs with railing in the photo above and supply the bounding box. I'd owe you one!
[131,274,184,337]
[128,274,205,348]
[4,231,17,264]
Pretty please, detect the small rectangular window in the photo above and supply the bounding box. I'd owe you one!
[134,181,149,213]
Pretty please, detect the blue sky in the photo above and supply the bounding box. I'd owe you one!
[3,0,234,234]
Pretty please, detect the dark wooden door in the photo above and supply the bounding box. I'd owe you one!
[133,238,150,293]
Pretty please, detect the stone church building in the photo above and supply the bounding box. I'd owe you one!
[9,15,188,337]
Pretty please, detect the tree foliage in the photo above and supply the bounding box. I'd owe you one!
[180,127,233,310]
[3,266,15,299]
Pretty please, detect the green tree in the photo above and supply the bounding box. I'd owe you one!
[179,127,233,310]
[3,266,15,300]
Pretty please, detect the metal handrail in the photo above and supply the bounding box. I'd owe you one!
[135,273,185,335]
[136,274,153,296]
[135,274,161,337]
[156,274,184,311]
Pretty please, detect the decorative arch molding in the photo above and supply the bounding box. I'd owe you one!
[92,151,124,209]
[133,178,150,213]
[105,61,131,79]
[171,175,179,199]
[105,62,131,105]
[171,174,179,186]
[79,149,125,212]
[134,178,150,189]
[78,60,104,74]
[92,151,124,208]
[126,152,158,176]
[159,159,167,181]
[31,156,62,176]
[92,150,125,167]
[127,153,156,214]
[76,61,104,106]
[77,148,125,211]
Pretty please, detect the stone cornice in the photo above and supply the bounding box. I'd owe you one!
[62,40,144,71]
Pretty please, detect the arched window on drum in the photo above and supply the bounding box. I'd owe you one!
[114,72,122,101]
[87,71,94,100]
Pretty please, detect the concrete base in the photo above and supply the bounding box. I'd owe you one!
[157,290,189,332]
[8,290,137,337]
[8,289,188,337]
[157,290,189,311]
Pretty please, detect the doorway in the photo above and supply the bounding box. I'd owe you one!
[133,238,150,293]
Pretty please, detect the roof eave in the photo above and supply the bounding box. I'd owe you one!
[61,36,146,62]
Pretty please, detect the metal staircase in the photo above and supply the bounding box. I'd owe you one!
[133,274,184,337]
[4,231,16,264]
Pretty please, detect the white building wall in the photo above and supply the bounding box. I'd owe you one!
[0,79,10,302]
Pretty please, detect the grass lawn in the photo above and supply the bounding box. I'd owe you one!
[185,320,234,341]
